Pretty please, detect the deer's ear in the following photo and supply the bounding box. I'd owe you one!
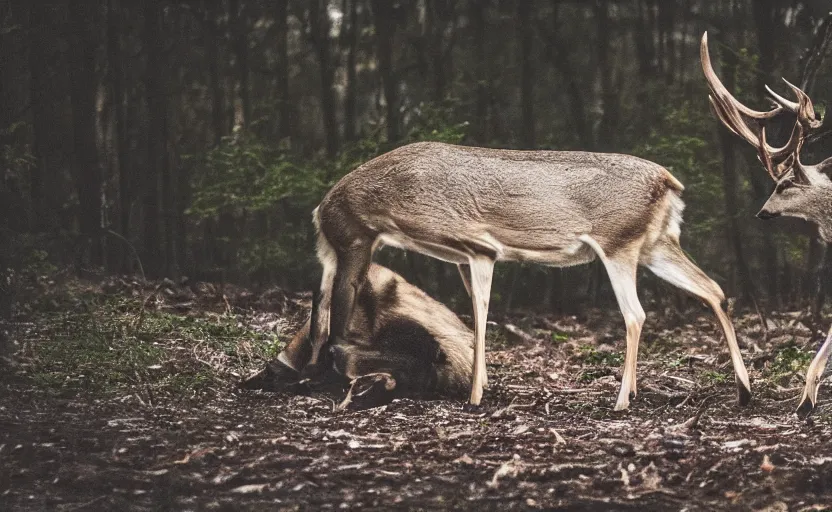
[816,156,832,178]
[792,163,811,185]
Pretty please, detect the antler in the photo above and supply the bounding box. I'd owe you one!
[700,32,819,180]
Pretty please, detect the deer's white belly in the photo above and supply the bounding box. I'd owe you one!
[375,230,595,268]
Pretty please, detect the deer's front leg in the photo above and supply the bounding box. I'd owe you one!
[457,263,473,297]
[467,255,494,406]
[305,242,372,378]
[606,262,645,412]
[797,326,832,418]
[580,236,644,411]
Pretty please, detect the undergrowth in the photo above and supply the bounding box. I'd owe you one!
[18,288,284,403]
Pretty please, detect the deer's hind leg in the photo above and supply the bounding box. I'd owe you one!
[467,255,495,406]
[797,325,832,417]
[645,237,751,406]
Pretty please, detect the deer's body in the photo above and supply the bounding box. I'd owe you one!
[311,141,751,411]
[244,263,474,401]
[320,143,683,267]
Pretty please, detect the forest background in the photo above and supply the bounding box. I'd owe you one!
[2,0,832,330]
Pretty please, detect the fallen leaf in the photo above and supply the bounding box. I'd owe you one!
[454,454,474,465]
[231,483,269,494]
[760,455,774,473]
[488,455,523,488]
[549,428,566,445]
[512,424,530,435]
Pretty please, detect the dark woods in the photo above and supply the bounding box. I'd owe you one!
[1,0,831,318]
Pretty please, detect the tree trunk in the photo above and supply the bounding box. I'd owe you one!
[517,0,534,148]
[716,49,756,304]
[310,0,340,157]
[229,0,250,128]
[595,0,618,151]
[658,0,676,84]
[371,0,399,142]
[205,1,225,146]
[632,0,656,133]
[426,0,453,102]
[751,0,780,307]
[174,140,188,278]
[144,0,168,277]
[548,1,592,148]
[69,0,103,267]
[469,0,487,144]
[342,0,358,142]
[108,0,130,271]
[28,1,49,231]
[275,0,291,141]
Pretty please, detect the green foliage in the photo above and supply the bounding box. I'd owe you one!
[187,133,327,218]
[0,121,35,186]
[575,345,622,382]
[186,101,471,285]
[551,331,569,343]
[26,292,282,399]
[765,343,813,380]
[405,101,470,145]
[29,303,165,393]
[579,345,624,366]
[701,370,729,384]
[632,96,726,244]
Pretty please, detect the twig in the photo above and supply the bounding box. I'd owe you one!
[133,283,164,333]
[799,11,832,92]
[105,229,146,283]
[63,495,107,511]
[751,295,768,341]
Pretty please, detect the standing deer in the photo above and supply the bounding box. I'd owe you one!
[701,32,832,416]
[308,127,751,412]
[242,263,474,407]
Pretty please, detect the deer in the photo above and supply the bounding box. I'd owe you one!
[700,32,832,416]
[306,122,752,413]
[241,263,474,408]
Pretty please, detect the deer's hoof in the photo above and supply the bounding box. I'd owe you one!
[462,402,482,414]
[796,398,816,419]
[238,359,299,391]
[736,379,752,407]
[613,399,630,412]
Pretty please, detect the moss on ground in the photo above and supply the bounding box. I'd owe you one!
[21,291,284,402]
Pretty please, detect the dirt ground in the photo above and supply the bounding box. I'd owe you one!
[1,276,831,511]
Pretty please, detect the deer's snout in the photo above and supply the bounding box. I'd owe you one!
[756,208,780,220]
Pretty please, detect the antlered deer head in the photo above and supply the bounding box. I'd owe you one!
[701,32,832,416]
[701,32,832,240]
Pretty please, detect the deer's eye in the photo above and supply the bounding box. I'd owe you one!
[776,180,794,193]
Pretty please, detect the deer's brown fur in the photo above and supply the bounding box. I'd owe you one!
[244,264,473,401]
[311,140,750,411]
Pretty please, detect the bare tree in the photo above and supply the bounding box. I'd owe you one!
[229,0,250,127]
[371,0,399,142]
[69,0,103,266]
[517,0,535,148]
[310,0,340,157]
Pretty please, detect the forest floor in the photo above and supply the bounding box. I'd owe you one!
[1,275,832,511]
